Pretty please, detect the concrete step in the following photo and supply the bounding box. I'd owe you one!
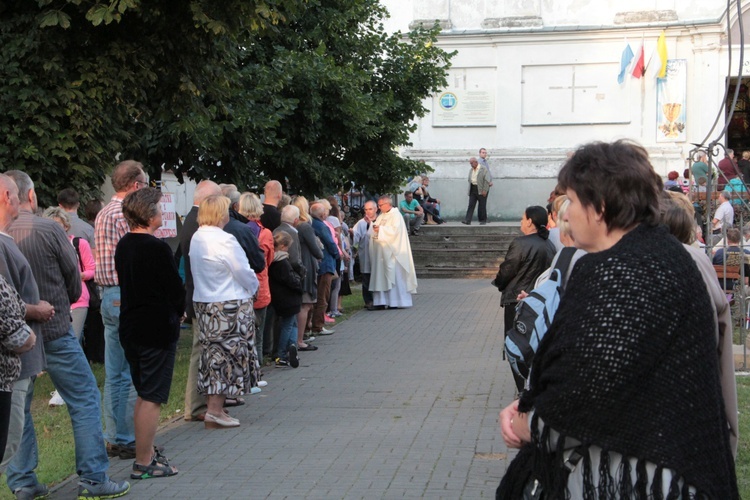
[413,249,503,266]
[416,224,521,236]
[410,234,515,251]
[417,266,499,279]
[410,222,518,279]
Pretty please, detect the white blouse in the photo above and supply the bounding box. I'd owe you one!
[189,226,259,303]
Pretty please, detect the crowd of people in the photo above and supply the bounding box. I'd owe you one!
[0,141,742,497]
[0,160,423,498]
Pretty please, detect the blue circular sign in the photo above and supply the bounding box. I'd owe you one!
[439,92,457,110]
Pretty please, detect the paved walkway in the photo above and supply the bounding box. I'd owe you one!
[55,280,516,499]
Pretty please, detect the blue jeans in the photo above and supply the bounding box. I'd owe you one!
[276,315,297,360]
[101,286,136,447]
[7,330,110,490]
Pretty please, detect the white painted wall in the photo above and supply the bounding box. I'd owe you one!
[380,0,741,219]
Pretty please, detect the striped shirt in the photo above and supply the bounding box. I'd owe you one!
[7,210,81,343]
[95,196,128,286]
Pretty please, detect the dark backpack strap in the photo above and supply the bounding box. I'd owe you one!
[72,237,84,272]
[552,247,577,290]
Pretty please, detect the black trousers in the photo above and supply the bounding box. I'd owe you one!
[464,185,487,223]
[360,272,373,306]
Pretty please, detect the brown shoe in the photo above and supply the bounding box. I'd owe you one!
[106,442,120,458]
[118,445,136,460]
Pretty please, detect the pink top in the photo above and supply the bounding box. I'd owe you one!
[71,235,95,309]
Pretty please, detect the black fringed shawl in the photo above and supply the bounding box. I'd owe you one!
[509,224,738,499]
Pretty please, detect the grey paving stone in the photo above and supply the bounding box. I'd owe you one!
[49,280,515,498]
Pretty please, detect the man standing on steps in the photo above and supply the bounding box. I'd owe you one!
[462,157,490,225]
[478,148,494,189]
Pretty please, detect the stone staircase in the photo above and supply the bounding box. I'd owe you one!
[410,222,521,279]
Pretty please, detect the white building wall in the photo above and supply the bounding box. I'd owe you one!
[382,0,740,220]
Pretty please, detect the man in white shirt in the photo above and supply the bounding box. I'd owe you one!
[462,157,490,225]
[713,191,734,242]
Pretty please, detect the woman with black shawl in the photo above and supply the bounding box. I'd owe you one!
[497,141,738,499]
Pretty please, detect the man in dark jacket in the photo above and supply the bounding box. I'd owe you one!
[310,202,339,336]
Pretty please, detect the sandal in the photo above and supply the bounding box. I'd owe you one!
[299,343,318,351]
[131,455,178,479]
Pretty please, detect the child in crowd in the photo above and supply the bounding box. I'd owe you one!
[268,232,303,368]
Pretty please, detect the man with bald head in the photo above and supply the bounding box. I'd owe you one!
[0,175,49,485]
[261,180,282,231]
[180,180,222,421]
[352,200,377,309]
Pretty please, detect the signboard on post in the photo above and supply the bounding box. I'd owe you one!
[154,192,178,239]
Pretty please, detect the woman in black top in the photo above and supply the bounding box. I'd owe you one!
[493,205,555,391]
[115,187,184,479]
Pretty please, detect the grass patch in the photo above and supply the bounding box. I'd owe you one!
[736,375,750,498]
[0,291,365,497]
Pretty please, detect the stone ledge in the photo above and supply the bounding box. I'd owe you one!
[482,16,543,29]
[613,10,678,25]
[408,19,452,31]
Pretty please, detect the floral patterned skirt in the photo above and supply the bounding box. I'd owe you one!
[194,298,259,396]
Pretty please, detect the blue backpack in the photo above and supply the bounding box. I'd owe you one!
[505,247,577,380]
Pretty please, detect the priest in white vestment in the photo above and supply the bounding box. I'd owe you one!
[369,195,418,308]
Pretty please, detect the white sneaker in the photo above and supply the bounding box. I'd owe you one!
[49,390,65,407]
[317,327,335,335]
[257,380,268,387]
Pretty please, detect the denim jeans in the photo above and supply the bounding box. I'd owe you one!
[100,286,136,447]
[0,377,32,474]
[276,315,298,359]
[7,330,110,490]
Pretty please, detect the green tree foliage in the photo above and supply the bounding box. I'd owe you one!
[247,1,453,196]
[0,0,452,206]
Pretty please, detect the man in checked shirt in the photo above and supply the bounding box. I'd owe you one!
[95,161,147,460]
